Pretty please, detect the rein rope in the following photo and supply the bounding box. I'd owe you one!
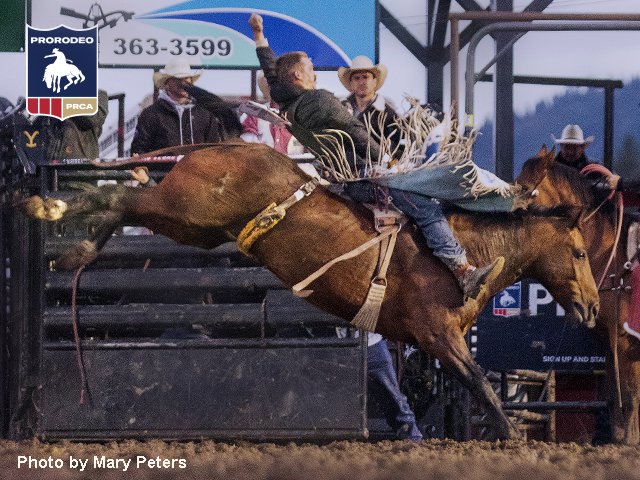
[580,163,625,409]
[71,265,92,406]
[580,164,624,289]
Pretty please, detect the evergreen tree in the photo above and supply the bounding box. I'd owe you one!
[614,134,640,180]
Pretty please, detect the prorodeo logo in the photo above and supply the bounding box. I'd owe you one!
[26,25,98,120]
[493,282,522,318]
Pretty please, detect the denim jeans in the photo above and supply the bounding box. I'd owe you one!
[344,182,467,270]
[368,339,423,441]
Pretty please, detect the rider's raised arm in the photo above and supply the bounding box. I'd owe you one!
[249,14,278,90]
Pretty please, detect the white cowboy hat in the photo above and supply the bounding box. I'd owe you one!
[338,56,388,92]
[552,124,594,145]
[153,59,202,88]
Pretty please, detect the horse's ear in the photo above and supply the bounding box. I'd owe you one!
[540,147,556,171]
[536,144,548,157]
[516,147,556,189]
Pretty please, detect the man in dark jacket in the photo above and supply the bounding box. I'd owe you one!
[553,123,640,194]
[249,13,503,301]
[131,59,233,155]
[338,56,400,152]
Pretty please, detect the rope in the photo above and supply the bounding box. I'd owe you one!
[292,226,399,297]
[351,228,399,332]
[580,163,624,409]
[71,265,92,406]
[580,164,624,289]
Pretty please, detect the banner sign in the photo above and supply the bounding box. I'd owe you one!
[29,1,377,68]
[26,25,99,120]
[474,280,606,372]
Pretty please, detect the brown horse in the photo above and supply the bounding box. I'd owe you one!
[518,147,640,445]
[21,143,599,440]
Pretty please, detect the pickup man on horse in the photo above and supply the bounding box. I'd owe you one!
[248,13,503,301]
[553,123,640,340]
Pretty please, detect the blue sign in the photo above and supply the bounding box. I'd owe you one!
[26,25,98,119]
[31,1,377,68]
[135,1,376,68]
[475,279,606,372]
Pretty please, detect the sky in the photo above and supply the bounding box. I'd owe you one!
[2,0,640,142]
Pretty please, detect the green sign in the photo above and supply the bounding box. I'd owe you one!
[0,1,25,52]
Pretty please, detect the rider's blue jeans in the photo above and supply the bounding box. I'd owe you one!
[344,181,467,270]
[368,338,423,441]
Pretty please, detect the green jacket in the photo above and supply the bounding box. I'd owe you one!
[48,89,109,160]
[256,46,381,168]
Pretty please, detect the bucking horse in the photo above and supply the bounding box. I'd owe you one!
[20,142,600,440]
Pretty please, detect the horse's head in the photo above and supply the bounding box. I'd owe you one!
[524,210,599,327]
[518,145,595,209]
[516,147,600,328]
[43,70,52,89]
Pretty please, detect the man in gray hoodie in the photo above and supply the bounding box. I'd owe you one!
[131,59,231,155]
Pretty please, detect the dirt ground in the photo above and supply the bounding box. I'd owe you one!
[1,439,640,480]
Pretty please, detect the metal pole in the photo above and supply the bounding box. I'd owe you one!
[117,95,125,158]
[450,19,459,123]
[494,0,514,181]
[604,86,615,169]
[465,21,640,131]
[107,93,126,158]
[451,12,640,21]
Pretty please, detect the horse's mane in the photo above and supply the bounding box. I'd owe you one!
[444,203,580,224]
[546,161,597,206]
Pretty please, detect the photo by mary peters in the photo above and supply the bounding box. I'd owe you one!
[17,454,187,472]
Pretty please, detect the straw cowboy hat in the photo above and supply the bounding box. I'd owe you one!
[153,59,202,88]
[338,56,388,91]
[552,124,594,145]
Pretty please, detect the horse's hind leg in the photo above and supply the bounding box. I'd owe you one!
[21,185,139,270]
[22,184,132,222]
[55,213,121,270]
[420,325,520,440]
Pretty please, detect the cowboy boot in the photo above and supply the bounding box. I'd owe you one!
[457,256,505,301]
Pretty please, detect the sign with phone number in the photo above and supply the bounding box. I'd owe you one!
[112,37,232,58]
[29,0,377,68]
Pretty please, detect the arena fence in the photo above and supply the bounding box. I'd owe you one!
[4,159,370,441]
